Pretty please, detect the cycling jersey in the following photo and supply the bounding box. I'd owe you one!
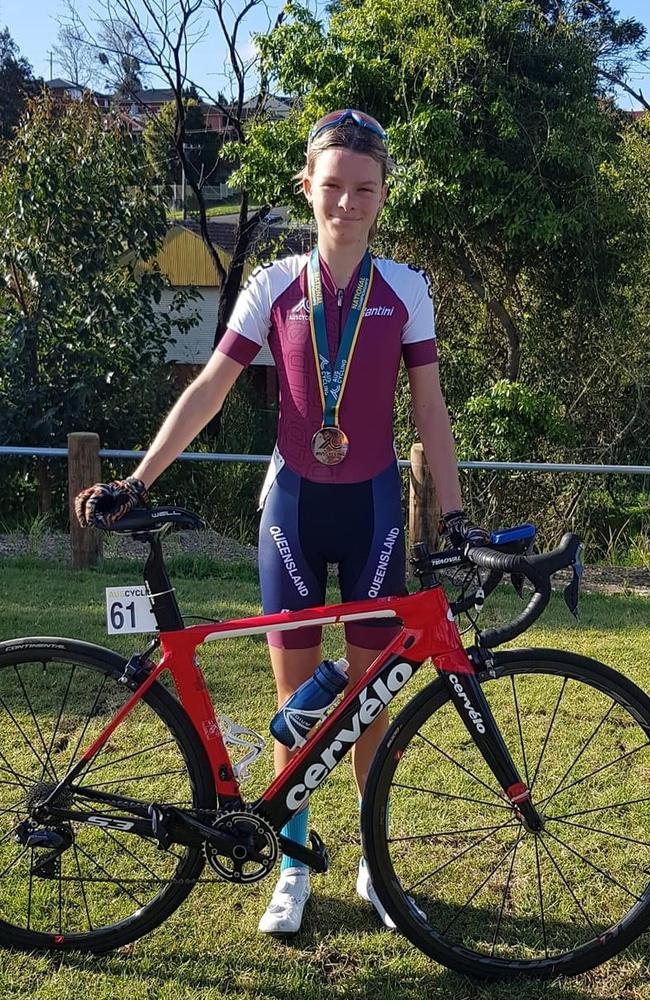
[217,253,437,484]
[259,461,405,649]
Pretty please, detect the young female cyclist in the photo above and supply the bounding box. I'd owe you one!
[76,109,488,935]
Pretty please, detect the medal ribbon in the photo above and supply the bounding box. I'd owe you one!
[307,247,374,428]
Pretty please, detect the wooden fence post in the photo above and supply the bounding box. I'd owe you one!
[68,432,103,569]
[408,442,440,551]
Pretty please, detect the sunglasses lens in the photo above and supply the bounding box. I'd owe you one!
[308,109,387,146]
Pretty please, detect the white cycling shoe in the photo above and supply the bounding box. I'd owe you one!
[356,858,426,930]
[258,867,311,935]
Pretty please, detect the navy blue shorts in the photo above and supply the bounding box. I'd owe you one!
[259,461,406,650]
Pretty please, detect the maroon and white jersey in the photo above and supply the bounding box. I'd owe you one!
[218,253,438,483]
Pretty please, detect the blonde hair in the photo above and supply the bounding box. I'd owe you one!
[295,120,394,241]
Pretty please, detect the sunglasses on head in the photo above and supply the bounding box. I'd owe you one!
[307,109,388,150]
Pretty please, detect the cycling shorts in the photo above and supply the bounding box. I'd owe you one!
[258,460,406,650]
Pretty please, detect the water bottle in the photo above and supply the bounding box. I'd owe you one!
[270,658,349,751]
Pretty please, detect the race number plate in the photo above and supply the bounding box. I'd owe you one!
[105,585,157,635]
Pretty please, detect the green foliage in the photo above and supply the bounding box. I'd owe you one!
[143,99,227,187]
[0,94,198,458]
[454,380,570,463]
[0,28,39,142]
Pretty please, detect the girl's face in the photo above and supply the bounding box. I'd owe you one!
[303,147,387,248]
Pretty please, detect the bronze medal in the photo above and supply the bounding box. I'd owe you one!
[311,426,350,465]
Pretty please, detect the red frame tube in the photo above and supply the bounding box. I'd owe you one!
[81,585,473,804]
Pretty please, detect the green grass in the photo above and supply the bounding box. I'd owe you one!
[166,197,260,221]
[0,558,649,999]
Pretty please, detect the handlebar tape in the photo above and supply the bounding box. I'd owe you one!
[467,532,580,648]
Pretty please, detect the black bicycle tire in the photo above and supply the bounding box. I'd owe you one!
[0,636,217,954]
[362,648,650,981]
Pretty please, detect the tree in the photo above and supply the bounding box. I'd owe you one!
[143,98,224,187]
[0,94,197,511]
[53,23,95,87]
[0,28,40,141]
[68,0,287,348]
[238,0,645,382]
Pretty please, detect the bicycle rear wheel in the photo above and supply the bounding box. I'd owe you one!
[362,649,650,980]
[0,637,216,953]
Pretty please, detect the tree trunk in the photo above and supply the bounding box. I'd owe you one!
[213,203,271,348]
[451,247,522,381]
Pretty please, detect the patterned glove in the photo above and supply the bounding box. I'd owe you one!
[75,477,149,529]
[440,509,490,549]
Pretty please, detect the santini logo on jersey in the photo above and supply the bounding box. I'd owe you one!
[288,298,394,320]
[364,305,394,317]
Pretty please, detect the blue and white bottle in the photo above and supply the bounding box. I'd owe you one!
[270,658,349,751]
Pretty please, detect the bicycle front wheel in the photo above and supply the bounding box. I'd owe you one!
[0,637,216,953]
[362,649,650,980]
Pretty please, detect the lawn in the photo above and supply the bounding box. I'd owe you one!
[167,197,260,220]
[0,555,649,1000]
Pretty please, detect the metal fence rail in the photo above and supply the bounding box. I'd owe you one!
[2,439,648,567]
[1,446,649,476]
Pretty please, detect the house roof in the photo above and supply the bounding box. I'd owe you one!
[178,219,313,260]
[45,78,80,90]
[127,88,177,104]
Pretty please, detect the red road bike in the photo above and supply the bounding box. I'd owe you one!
[0,507,649,981]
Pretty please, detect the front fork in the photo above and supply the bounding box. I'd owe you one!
[438,648,544,832]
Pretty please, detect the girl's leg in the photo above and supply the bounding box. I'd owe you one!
[257,644,322,935]
[344,642,389,796]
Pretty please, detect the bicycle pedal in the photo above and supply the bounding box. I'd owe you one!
[278,828,329,873]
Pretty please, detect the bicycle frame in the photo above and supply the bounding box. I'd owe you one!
[63,581,538,840]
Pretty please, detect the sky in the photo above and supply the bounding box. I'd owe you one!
[2,0,649,109]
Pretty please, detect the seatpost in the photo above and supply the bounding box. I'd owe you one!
[142,532,184,631]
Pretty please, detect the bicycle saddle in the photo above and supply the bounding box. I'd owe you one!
[105,506,206,533]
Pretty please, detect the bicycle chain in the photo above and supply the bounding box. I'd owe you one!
[35,799,276,888]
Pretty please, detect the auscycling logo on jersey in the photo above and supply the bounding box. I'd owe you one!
[368,527,400,597]
[289,296,310,319]
[285,659,413,809]
[269,526,309,597]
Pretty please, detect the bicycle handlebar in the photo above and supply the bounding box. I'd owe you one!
[467,532,581,648]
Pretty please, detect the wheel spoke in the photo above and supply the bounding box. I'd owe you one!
[544,829,643,901]
[100,827,177,881]
[41,665,75,783]
[83,737,176,776]
[73,844,93,932]
[549,815,650,849]
[392,782,510,811]
[537,835,598,935]
[539,700,615,807]
[534,835,548,958]
[65,675,108,775]
[13,665,57,779]
[441,834,524,937]
[74,841,146,908]
[390,822,512,843]
[551,795,650,821]
[26,847,33,932]
[529,677,567,793]
[405,818,516,894]
[538,742,650,810]
[490,837,521,957]
[0,694,55,781]
[414,732,504,801]
[510,674,530,786]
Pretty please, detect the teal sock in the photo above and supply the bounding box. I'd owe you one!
[280,807,309,872]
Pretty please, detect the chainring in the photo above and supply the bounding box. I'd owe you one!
[203,806,278,884]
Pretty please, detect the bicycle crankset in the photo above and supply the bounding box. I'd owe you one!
[203,807,278,884]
